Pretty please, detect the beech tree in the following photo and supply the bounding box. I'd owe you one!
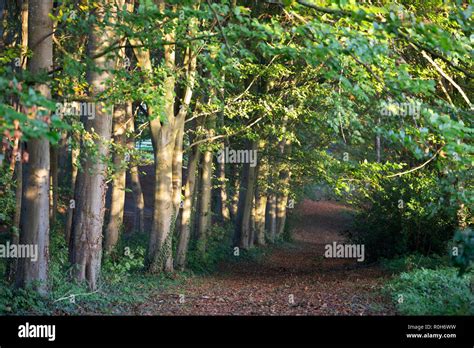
[14,0,52,295]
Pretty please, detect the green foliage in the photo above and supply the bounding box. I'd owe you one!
[0,165,16,229]
[186,224,234,273]
[102,233,147,284]
[343,162,457,261]
[453,227,474,275]
[0,281,49,315]
[380,253,450,274]
[385,267,473,315]
[0,228,188,315]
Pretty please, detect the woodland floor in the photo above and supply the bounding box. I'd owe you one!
[126,199,395,315]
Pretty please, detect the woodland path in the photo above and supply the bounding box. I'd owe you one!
[130,200,395,315]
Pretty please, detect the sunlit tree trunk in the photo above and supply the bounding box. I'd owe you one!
[255,152,268,246]
[266,193,277,243]
[65,130,79,243]
[197,111,216,250]
[105,102,130,252]
[176,141,201,270]
[15,0,52,295]
[276,142,291,238]
[147,1,198,273]
[69,0,117,290]
[216,142,230,222]
[236,141,258,249]
[49,145,58,223]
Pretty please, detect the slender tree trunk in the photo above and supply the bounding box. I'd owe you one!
[236,141,258,249]
[249,196,256,248]
[229,167,240,221]
[255,192,267,246]
[130,166,144,233]
[198,146,212,242]
[276,190,289,237]
[58,131,69,184]
[105,103,129,252]
[20,0,28,69]
[15,0,52,295]
[65,130,79,243]
[276,143,291,238]
[266,193,277,243]
[69,0,117,290]
[254,174,267,246]
[8,143,22,282]
[8,1,27,281]
[176,143,201,269]
[127,109,145,234]
[216,142,230,222]
[49,145,58,223]
[197,112,216,249]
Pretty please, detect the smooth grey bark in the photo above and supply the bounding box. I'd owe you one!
[235,141,258,249]
[69,0,117,290]
[266,193,277,243]
[176,142,201,269]
[105,102,129,253]
[15,0,52,295]
[127,108,145,234]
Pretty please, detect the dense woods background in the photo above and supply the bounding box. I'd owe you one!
[0,0,472,315]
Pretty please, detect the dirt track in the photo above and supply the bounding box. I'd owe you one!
[130,200,394,315]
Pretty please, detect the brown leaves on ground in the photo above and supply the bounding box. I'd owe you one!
[132,200,395,315]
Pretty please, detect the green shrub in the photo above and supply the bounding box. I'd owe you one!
[385,267,473,315]
[380,253,450,274]
[345,163,457,261]
[186,223,233,273]
[452,227,474,275]
[0,164,16,235]
[102,232,147,284]
[0,281,50,315]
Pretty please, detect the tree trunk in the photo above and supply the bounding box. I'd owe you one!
[229,167,240,221]
[216,142,230,222]
[127,110,145,234]
[249,196,256,248]
[49,144,58,224]
[266,193,277,243]
[147,130,175,273]
[176,143,201,270]
[69,0,116,290]
[65,130,79,243]
[8,1,27,281]
[15,0,52,295]
[8,143,22,282]
[255,192,267,246]
[236,141,258,249]
[105,103,129,252]
[276,143,291,238]
[146,5,198,272]
[197,112,216,249]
